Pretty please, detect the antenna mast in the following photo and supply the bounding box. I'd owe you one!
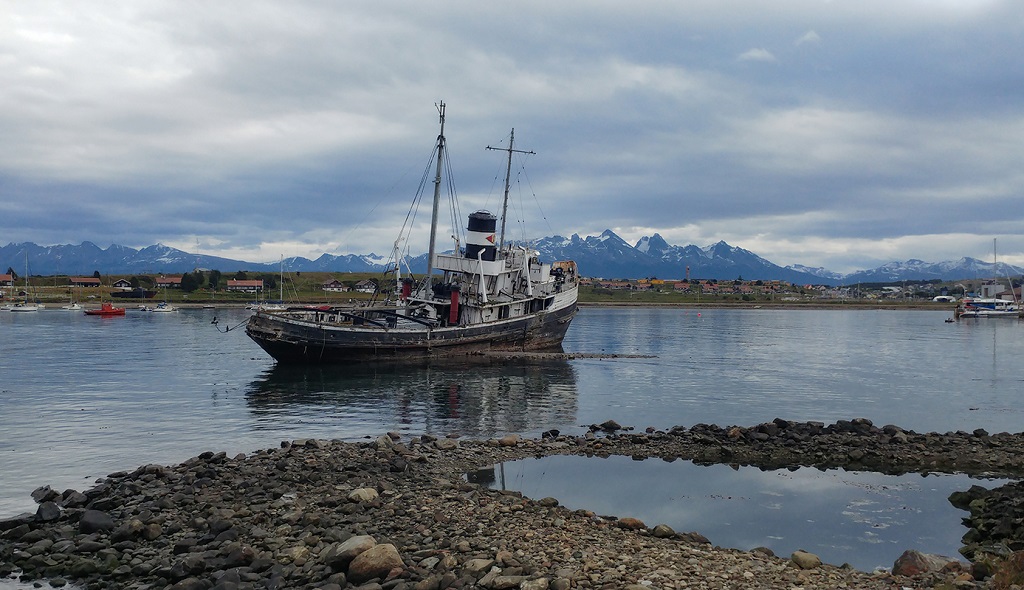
[487,128,534,251]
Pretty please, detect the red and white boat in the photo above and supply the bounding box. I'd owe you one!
[84,302,126,316]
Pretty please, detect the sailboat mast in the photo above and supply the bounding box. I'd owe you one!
[487,129,534,251]
[424,101,446,294]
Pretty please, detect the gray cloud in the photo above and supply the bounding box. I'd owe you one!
[1,0,1022,273]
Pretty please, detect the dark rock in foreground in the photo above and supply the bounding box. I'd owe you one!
[2,419,1023,589]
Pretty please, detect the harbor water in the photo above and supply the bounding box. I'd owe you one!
[1,306,1023,577]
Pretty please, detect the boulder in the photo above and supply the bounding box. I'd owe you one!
[346,543,404,584]
[652,524,676,538]
[616,517,646,530]
[31,485,60,504]
[35,501,61,522]
[323,535,377,571]
[348,487,379,503]
[892,549,959,576]
[79,509,115,533]
[791,550,822,569]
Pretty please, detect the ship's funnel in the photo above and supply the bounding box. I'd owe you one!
[465,211,497,261]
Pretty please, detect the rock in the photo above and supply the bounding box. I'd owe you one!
[491,575,527,589]
[35,501,61,522]
[652,524,675,538]
[323,535,377,570]
[346,543,404,584]
[169,554,207,579]
[521,578,550,590]
[616,517,645,530]
[79,509,115,533]
[462,558,496,577]
[31,485,60,504]
[892,549,959,576]
[0,512,36,532]
[348,487,379,503]
[169,577,208,590]
[498,434,520,447]
[434,438,459,450]
[599,420,622,432]
[791,550,822,569]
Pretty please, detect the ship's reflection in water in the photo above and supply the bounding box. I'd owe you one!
[245,358,579,440]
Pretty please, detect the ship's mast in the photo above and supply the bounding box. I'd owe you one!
[425,101,446,294]
[487,129,534,251]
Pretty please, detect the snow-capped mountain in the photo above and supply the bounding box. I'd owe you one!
[2,234,1021,286]
[841,258,1022,284]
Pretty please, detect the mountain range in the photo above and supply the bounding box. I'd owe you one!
[2,232,1021,287]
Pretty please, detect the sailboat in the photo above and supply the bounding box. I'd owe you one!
[256,257,287,311]
[10,253,40,312]
[955,238,1020,319]
[246,102,579,363]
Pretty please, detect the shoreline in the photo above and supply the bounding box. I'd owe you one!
[46,301,959,312]
[3,419,1021,589]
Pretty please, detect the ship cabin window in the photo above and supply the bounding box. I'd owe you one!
[499,305,510,320]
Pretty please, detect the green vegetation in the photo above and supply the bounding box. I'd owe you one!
[0,270,990,309]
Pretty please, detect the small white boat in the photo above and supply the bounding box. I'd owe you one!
[9,302,40,312]
[148,302,176,313]
[956,297,1019,319]
[59,303,83,311]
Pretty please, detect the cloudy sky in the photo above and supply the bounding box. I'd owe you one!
[2,1,1023,273]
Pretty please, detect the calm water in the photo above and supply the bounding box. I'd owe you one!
[1,307,1023,578]
[473,455,1007,572]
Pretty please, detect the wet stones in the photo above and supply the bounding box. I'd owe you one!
[3,421,1024,589]
[78,510,115,534]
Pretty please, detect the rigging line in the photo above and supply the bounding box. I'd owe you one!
[210,317,249,333]
[395,145,440,267]
[443,150,463,252]
[519,155,553,238]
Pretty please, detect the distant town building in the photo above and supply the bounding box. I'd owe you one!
[226,279,264,293]
[322,279,349,292]
[69,277,102,287]
[354,280,377,294]
[112,279,133,290]
[0,274,13,287]
[155,276,183,289]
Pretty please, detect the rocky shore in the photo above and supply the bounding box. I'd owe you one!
[3,418,1024,590]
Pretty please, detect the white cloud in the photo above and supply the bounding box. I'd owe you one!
[737,48,777,62]
[795,30,821,45]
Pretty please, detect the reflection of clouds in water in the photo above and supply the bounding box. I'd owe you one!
[485,454,1009,572]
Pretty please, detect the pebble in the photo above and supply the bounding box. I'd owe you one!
[2,419,1019,589]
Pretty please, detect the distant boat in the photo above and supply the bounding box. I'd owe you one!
[9,302,40,312]
[59,302,83,311]
[955,239,1021,319]
[955,298,1019,319]
[148,302,176,313]
[84,302,126,316]
[10,252,39,312]
[246,103,579,363]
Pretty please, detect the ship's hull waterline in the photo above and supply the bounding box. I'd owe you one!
[246,299,578,363]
